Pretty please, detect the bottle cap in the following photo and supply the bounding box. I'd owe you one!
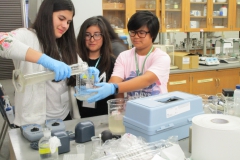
[43,128,51,137]
[236,85,240,89]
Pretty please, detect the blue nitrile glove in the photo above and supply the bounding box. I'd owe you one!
[37,54,71,81]
[88,67,100,83]
[87,83,115,103]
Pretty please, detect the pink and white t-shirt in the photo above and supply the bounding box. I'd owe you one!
[111,47,171,99]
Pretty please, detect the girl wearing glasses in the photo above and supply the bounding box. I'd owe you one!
[86,11,171,102]
[76,17,115,118]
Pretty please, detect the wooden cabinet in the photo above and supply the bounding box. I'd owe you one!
[185,0,234,32]
[168,73,191,93]
[102,0,240,33]
[168,68,240,95]
[102,0,160,33]
[216,69,240,92]
[233,1,240,30]
[191,71,217,95]
[160,0,185,32]
[102,0,129,33]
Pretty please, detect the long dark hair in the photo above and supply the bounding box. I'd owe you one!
[77,17,113,74]
[32,0,77,86]
[96,16,124,45]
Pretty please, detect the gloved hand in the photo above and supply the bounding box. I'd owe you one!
[88,67,100,83]
[37,54,71,81]
[86,83,115,103]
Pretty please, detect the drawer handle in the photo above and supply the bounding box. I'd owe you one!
[169,80,186,85]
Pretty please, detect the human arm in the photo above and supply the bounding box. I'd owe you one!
[25,48,43,62]
[0,29,71,81]
[87,71,158,103]
[109,71,158,93]
[86,48,170,102]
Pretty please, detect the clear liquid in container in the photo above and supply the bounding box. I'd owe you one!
[38,128,59,160]
[108,114,125,135]
[75,72,97,101]
[13,62,88,93]
[107,98,127,135]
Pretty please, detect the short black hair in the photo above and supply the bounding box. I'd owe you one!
[127,11,159,42]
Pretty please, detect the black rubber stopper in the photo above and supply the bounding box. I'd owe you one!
[101,130,113,143]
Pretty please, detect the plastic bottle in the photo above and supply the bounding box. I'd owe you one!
[173,2,178,9]
[38,128,60,160]
[2,96,14,124]
[234,84,240,117]
[203,5,207,16]
[220,6,227,16]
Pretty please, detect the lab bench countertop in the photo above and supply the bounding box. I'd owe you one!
[8,115,191,160]
[170,61,240,74]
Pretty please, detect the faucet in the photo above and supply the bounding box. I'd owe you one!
[215,39,224,55]
[207,39,213,57]
[215,39,232,56]
[232,39,239,58]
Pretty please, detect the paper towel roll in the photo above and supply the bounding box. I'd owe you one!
[191,114,240,160]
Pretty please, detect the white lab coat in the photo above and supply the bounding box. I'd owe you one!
[0,28,81,126]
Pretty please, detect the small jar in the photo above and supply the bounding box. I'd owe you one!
[173,2,178,9]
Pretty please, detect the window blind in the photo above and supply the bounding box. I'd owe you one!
[0,0,24,80]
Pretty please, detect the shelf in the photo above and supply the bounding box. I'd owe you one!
[190,16,206,18]
[213,16,228,18]
[213,3,229,5]
[190,2,207,4]
[165,9,181,12]
[166,29,181,32]
[103,8,125,10]
[136,8,156,11]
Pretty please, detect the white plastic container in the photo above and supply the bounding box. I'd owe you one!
[190,21,200,28]
[2,96,14,124]
[234,85,240,116]
[203,5,207,16]
[234,85,240,103]
[220,6,227,16]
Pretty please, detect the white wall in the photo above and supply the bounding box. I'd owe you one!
[27,0,102,37]
[72,0,102,37]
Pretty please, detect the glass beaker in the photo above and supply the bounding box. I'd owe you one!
[198,94,220,114]
[75,72,97,101]
[224,97,234,116]
[107,98,127,135]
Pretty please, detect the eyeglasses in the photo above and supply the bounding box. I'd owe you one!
[85,33,102,41]
[129,30,150,38]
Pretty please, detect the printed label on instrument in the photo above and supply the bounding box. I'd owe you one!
[166,102,190,118]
